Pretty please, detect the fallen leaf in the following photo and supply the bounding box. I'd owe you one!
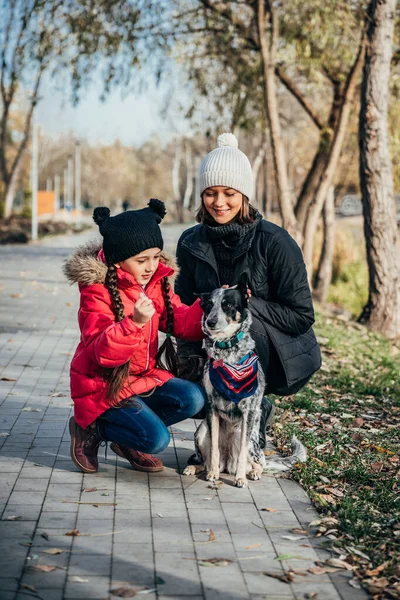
[20,584,38,593]
[66,302,72,306]
[370,461,384,473]
[291,528,307,534]
[41,532,49,540]
[7,515,23,520]
[264,450,275,456]
[110,587,137,597]
[31,565,57,572]
[22,407,41,412]
[245,543,262,549]
[198,557,233,567]
[209,530,216,542]
[0,377,16,381]
[290,568,308,576]
[351,417,365,428]
[365,562,388,576]
[261,508,278,512]
[69,575,88,582]
[308,566,339,575]
[50,392,66,397]
[326,487,344,498]
[42,548,63,555]
[282,535,308,541]
[349,578,362,589]
[263,571,294,583]
[82,488,97,492]
[304,594,318,599]
[65,529,80,536]
[156,513,163,518]
[0,432,10,437]
[324,558,353,570]
[275,554,302,561]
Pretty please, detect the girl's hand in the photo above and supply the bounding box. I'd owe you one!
[132,293,155,326]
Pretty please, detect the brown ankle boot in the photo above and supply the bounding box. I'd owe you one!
[110,442,163,472]
[69,417,101,473]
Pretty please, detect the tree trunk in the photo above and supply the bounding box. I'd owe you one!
[313,186,336,303]
[3,158,23,217]
[252,138,267,204]
[302,37,366,278]
[358,0,400,339]
[172,139,183,223]
[257,0,296,235]
[183,140,193,211]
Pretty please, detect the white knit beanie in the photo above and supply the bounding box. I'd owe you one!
[199,133,253,200]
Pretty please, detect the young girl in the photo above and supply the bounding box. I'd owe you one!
[64,199,205,474]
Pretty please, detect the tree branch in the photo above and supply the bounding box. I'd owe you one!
[275,66,324,130]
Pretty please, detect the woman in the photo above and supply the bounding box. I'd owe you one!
[175,133,321,447]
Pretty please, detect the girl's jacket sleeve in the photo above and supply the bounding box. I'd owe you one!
[78,284,146,369]
[159,292,203,341]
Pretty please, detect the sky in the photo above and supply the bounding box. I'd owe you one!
[35,73,180,147]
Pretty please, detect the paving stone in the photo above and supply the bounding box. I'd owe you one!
[155,552,202,596]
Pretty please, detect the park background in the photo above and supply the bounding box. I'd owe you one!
[0,1,399,599]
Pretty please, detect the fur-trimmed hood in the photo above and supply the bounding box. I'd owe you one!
[63,239,178,286]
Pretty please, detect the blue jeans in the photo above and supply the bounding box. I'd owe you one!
[97,378,206,454]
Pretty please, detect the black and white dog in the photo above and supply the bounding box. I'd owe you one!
[183,283,306,487]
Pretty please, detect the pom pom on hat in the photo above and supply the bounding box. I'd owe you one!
[199,132,253,200]
[148,198,167,221]
[93,206,111,225]
[217,133,238,149]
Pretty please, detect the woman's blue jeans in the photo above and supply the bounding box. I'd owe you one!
[97,378,206,454]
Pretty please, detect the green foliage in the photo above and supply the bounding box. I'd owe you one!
[274,311,400,590]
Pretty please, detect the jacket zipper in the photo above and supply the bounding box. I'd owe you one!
[141,286,152,372]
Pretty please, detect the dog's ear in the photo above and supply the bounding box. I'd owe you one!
[197,292,212,309]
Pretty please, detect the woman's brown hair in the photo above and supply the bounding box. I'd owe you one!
[195,194,255,224]
[102,266,178,405]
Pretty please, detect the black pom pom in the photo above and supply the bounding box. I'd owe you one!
[148,198,166,220]
[93,207,110,225]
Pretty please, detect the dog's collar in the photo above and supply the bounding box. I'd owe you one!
[213,330,245,349]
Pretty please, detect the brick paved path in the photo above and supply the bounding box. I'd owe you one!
[0,226,368,600]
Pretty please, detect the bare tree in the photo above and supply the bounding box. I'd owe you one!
[0,0,149,217]
[358,0,400,339]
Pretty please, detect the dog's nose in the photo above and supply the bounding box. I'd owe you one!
[207,318,218,329]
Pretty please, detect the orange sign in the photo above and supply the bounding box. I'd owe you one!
[37,191,56,216]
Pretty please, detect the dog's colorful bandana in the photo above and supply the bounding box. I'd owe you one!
[209,351,259,403]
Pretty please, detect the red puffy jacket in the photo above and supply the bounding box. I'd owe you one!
[63,241,203,429]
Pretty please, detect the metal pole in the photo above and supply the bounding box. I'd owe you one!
[75,140,81,216]
[31,123,39,241]
[67,155,73,211]
[63,167,68,207]
[54,174,60,213]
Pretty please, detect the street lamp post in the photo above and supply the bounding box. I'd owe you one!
[31,123,39,241]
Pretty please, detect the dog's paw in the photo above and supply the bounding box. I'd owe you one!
[206,470,220,482]
[247,465,263,481]
[235,477,248,488]
[183,465,196,476]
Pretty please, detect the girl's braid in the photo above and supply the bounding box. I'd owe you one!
[102,263,130,404]
[155,276,178,376]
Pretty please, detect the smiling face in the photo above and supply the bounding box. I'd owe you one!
[200,287,247,340]
[116,247,161,286]
[202,186,243,224]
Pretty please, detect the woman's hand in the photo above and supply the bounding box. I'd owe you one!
[132,293,155,326]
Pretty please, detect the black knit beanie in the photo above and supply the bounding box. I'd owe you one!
[93,199,166,264]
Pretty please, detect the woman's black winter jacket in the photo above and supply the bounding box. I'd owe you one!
[175,219,321,396]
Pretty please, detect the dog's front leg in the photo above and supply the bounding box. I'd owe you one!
[235,410,249,488]
[206,411,220,482]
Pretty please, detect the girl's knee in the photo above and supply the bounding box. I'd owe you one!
[144,427,170,454]
[180,382,205,417]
